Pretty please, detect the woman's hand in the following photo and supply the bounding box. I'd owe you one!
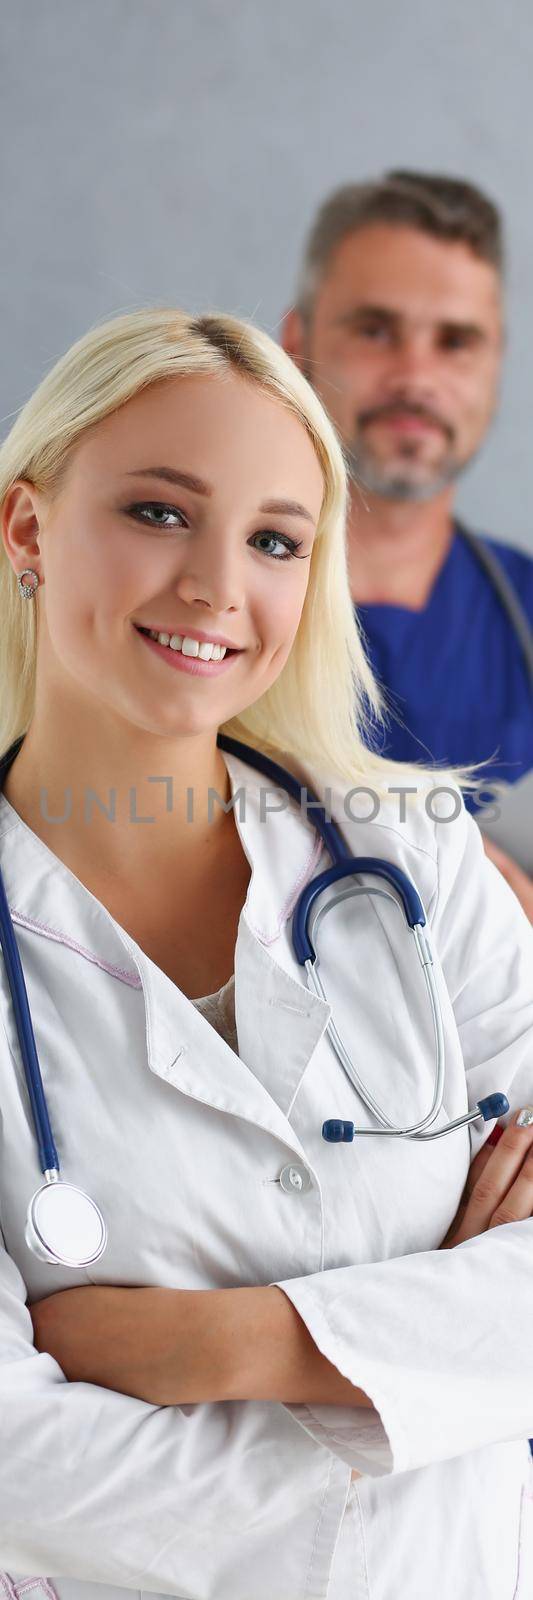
[440,1107,533,1248]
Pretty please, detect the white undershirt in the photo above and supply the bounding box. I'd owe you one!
[190,971,238,1051]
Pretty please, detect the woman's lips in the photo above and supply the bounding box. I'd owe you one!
[135,627,241,677]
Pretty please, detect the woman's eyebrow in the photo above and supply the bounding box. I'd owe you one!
[260,497,316,523]
[124,466,316,523]
[125,466,211,495]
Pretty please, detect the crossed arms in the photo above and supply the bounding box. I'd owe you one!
[30,1111,533,1408]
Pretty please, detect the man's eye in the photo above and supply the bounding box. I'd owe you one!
[250,531,305,561]
[440,331,478,352]
[356,323,390,342]
[126,501,186,528]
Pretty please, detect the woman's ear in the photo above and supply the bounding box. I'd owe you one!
[279,307,306,371]
[1,480,44,577]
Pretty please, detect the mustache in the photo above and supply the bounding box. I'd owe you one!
[357,401,455,443]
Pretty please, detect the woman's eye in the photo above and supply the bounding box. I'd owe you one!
[126,501,186,528]
[250,531,305,561]
[126,505,305,561]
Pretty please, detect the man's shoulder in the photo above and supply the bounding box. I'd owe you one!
[471,529,533,606]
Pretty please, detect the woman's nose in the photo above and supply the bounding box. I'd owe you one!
[172,546,245,613]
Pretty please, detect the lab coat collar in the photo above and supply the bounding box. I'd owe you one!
[0,751,331,1155]
[107,751,332,1150]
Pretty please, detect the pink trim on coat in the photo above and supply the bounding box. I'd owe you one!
[10,910,142,989]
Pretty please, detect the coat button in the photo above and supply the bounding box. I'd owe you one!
[279,1163,312,1194]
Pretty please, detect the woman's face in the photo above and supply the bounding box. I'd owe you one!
[10,370,325,742]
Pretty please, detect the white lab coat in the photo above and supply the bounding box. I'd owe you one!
[0,750,533,1600]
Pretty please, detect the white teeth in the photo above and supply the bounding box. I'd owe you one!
[148,629,227,661]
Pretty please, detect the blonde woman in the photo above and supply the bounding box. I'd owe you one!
[0,308,532,1600]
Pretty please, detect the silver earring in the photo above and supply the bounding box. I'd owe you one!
[18,569,40,598]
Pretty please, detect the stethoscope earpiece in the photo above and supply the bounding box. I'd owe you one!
[322,1094,510,1144]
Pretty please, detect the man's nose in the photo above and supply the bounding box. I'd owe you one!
[387,334,440,393]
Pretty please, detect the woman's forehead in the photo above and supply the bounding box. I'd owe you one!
[66,372,325,513]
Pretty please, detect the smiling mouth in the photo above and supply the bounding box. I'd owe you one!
[134,625,241,660]
[133,625,245,678]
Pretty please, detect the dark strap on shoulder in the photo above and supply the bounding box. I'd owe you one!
[0,735,25,788]
[456,521,533,692]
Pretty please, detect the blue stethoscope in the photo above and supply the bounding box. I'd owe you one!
[0,734,508,1270]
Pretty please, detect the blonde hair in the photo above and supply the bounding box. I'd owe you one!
[0,306,476,797]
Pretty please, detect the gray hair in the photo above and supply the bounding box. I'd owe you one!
[295,169,504,323]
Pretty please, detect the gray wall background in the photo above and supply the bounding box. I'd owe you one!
[2,0,533,551]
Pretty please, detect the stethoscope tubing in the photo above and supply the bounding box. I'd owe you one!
[219,737,450,1138]
[0,863,59,1173]
[218,738,508,1143]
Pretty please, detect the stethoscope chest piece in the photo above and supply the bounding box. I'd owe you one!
[25,1179,107,1267]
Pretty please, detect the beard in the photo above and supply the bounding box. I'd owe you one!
[299,350,478,503]
[343,432,464,504]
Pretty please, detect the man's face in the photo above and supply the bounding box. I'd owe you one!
[294,223,504,502]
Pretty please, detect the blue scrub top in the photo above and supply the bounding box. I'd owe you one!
[357,528,533,812]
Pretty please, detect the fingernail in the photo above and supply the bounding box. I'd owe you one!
[516,1107,533,1127]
